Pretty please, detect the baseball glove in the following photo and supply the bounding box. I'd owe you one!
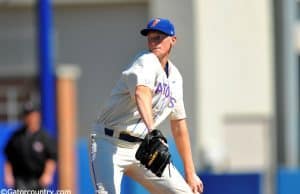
[135,129,171,177]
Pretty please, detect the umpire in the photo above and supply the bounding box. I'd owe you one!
[3,103,57,190]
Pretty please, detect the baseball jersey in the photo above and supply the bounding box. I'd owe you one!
[97,51,186,138]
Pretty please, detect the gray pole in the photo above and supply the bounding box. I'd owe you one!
[274,0,299,167]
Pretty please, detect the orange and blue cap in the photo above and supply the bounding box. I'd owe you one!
[140,18,175,36]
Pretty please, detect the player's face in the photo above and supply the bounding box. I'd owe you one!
[147,31,176,59]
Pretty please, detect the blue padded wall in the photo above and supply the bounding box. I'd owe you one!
[198,172,263,194]
[76,139,94,194]
[277,168,300,194]
[0,123,20,189]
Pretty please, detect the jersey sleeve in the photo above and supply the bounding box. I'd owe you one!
[169,71,187,120]
[170,99,186,120]
[122,53,160,98]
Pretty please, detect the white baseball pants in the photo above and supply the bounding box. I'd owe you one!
[88,124,194,194]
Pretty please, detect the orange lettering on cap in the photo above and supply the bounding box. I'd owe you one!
[151,18,160,27]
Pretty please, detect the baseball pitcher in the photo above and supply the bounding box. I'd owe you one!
[89,18,204,194]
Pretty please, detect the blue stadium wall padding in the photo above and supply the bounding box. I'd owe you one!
[76,138,95,194]
[277,168,300,194]
[0,122,21,189]
[198,172,263,194]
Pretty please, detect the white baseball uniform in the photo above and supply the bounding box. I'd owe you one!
[89,51,194,194]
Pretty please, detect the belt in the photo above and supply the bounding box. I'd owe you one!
[104,128,143,143]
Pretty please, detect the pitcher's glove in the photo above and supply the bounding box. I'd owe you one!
[135,129,171,177]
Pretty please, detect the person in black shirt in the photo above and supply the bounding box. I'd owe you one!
[4,103,57,190]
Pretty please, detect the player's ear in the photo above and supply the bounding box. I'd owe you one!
[170,36,177,46]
